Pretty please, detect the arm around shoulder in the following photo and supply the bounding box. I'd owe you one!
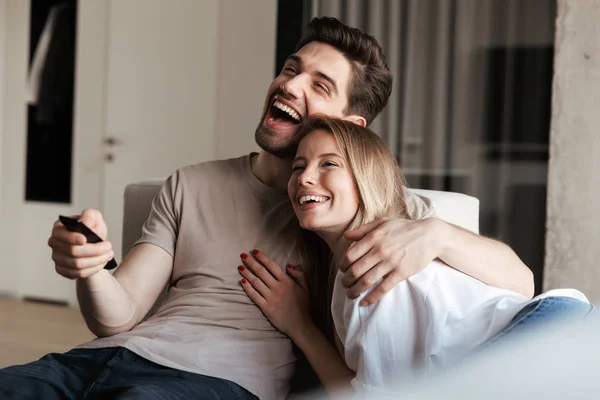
[434,218,534,298]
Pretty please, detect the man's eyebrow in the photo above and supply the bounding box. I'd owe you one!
[284,55,339,95]
[285,55,301,65]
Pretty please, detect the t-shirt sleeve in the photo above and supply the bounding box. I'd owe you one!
[347,287,419,390]
[343,269,439,391]
[134,171,181,257]
[404,187,436,220]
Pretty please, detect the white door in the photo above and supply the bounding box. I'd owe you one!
[102,0,220,261]
[101,0,278,261]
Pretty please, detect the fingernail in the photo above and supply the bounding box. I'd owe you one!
[252,249,259,255]
[241,279,247,284]
[238,265,245,272]
[240,253,248,260]
[360,300,369,307]
[287,264,294,271]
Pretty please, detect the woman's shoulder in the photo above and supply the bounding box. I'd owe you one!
[334,263,443,329]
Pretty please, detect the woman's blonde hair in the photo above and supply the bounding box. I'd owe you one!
[293,115,411,342]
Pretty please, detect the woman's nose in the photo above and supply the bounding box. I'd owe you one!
[298,170,316,186]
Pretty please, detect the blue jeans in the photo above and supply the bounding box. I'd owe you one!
[0,347,258,400]
[477,296,594,352]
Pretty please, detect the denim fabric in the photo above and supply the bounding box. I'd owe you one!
[476,296,594,352]
[0,347,258,400]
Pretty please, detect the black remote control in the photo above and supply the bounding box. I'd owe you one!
[58,215,118,270]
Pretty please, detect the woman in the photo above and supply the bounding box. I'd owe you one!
[237,115,592,394]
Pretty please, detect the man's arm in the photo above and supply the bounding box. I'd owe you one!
[76,243,173,337]
[435,220,534,298]
[339,217,534,305]
[49,209,173,337]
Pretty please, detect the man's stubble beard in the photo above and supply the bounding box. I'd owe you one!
[254,122,299,160]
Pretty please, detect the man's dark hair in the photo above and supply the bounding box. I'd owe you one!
[295,17,393,125]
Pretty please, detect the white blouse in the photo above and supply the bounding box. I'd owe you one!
[331,260,587,392]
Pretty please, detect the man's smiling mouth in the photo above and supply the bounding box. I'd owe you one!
[267,97,304,126]
[272,100,301,121]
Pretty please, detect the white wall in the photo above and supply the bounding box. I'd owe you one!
[215,0,277,159]
[545,0,600,301]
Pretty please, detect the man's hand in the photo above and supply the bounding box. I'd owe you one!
[339,217,441,306]
[48,208,114,280]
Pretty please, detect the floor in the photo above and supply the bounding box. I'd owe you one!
[0,299,95,368]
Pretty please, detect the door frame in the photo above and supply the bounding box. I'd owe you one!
[0,0,6,215]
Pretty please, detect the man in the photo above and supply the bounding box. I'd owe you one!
[0,17,533,399]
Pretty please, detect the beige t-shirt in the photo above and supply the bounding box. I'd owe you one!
[78,154,435,399]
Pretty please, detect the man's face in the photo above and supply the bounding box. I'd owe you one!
[255,41,356,159]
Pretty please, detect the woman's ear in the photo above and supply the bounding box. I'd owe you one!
[344,115,367,128]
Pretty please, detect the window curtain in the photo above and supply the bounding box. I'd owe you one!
[305,0,554,188]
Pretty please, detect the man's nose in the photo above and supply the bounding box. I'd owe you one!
[281,74,307,99]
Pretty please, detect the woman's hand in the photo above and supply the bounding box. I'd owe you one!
[238,250,312,339]
[239,250,357,393]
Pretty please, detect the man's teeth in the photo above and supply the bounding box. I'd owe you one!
[274,100,301,121]
[298,195,328,205]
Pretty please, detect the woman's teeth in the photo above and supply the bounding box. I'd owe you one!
[298,195,328,205]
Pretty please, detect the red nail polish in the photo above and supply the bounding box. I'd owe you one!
[241,278,247,284]
[252,249,259,255]
[287,264,294,271]
[238,265,245,272]
[240,253,248,260]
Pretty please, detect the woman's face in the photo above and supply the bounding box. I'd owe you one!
[288,129,359,237]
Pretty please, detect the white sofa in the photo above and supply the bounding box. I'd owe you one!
[121,179,480,256]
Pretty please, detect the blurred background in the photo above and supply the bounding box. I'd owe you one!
[0,0,598,367]
[281,0,556,296]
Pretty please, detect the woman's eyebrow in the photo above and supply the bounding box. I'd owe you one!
[292,156,306,164]
[318,152,343,159]
[293,153,343,163]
